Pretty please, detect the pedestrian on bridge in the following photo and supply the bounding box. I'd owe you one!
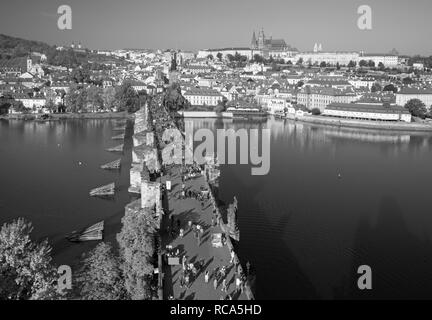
[236,277,242,294]
[230,250,235,264]
[185,274,190,288]
[213,278,218,290]
[221,279,228,293]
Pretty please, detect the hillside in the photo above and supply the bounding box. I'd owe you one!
[0,34,53,58]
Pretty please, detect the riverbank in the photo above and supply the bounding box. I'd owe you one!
[178,111,234,118]
[1,112,133,121]
[283,113,432,132]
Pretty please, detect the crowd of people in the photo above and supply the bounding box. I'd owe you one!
[162,166,249,300]
[154,101,249,300]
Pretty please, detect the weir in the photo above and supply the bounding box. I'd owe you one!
[100,159,121,170]
[106,144,124,153]
[89,182,115,197]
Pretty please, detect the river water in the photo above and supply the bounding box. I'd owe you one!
[0,119,133,270]
[186,117,432,300]
[2,117,432,299]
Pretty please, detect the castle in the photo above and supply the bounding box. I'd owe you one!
[250,28,288,52]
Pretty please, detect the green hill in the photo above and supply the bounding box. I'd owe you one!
[0,34,53,58]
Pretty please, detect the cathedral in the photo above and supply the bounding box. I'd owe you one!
[250,29,288,52]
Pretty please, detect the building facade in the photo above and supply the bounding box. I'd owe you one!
[396,88,432,109]
[183,88,224,106]
[297,86,358,112]
[323,103,412,122]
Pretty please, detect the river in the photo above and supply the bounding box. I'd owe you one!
[0,119,133,270]
[2,117,432,299]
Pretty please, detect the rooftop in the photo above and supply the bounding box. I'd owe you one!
[184,88,223,96]
[327,102,409,114]
[398,87,432,95]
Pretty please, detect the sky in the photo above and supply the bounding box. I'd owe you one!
[0,0,431,55]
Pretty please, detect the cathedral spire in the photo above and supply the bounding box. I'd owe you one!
[251,31,257,49]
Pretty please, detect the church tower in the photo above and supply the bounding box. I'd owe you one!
[258,28,265,50]
[26,56,32,72]
[251,31,257,49]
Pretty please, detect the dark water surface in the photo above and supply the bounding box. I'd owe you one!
[0,119,132,270]
[2,117,432,299]
[186,117,432,300]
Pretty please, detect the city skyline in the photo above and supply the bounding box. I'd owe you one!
[1,0,432,55]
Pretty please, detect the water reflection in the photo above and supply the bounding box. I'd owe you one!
[0,119,132,270]
[2,116,432,299]
[186,117,432,299]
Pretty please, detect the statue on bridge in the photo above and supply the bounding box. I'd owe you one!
[226,196,240,242]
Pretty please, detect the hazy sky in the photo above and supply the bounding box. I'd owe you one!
[1,0,431,55]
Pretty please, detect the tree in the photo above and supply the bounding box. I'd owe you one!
[102,86,116,110]
[215,97,228,113]
[70,68,90,84]
[336,62,341,70]
[11,100,30,113]
[0,98,11,115]
[378,62,385,70]
[359,60,368,67]
[348,60,356,68]
[296,80,304,88]
[320,61,327,68]
[383,84,397,93]
[115,82,139,113]
[405,99,427,119]
[116,210,156,300]
[216,52,223,61]
[65,85,87,113]
[0,219,59,300]
[86,85,103,112]
[163,83,189,112]
[371,83,382,93]
[207,54,214,60]
[45,99,56,112]
[76,243,127,300]
[253,54,264,64]
[296,57,303,66]
[367,60,375,68]
[403,77,414,85]
[311,108,321,115]
[271,61,280,71]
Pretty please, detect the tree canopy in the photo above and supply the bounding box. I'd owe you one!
[116,209,156,300]
[405,99,427,119]
[383,84,398,93]
[163,83,190,112]
[0,219,59,300]
[76,242,127,300]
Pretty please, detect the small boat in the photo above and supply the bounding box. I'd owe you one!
[66,221,104,242]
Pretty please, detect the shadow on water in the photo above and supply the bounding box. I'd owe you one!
[226,179,319,300]
[334,196,432,299]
